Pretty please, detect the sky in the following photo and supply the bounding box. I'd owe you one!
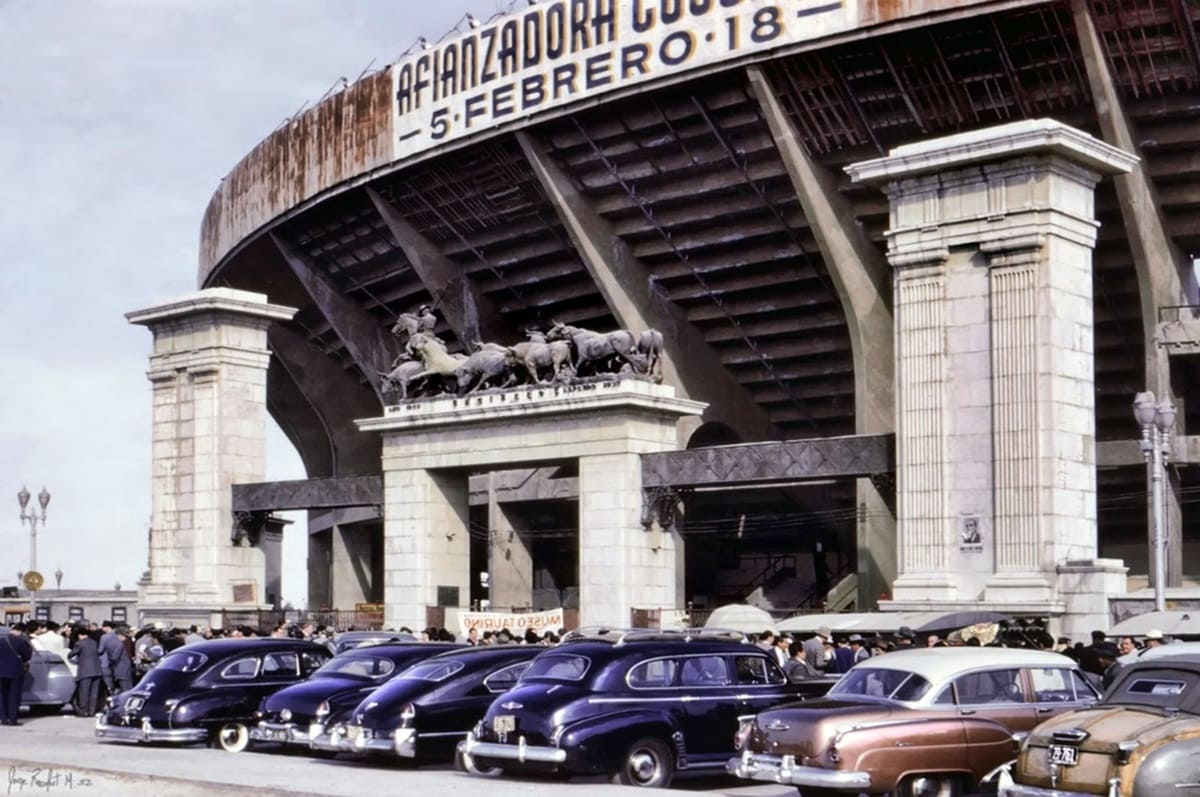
[0,0,504,604]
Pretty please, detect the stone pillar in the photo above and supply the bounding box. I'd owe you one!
[848,120,1135,618]
[127,288,296,619]
[307,527,332,610]
[360,381,704,631]
[331,524,374,609]
[488,478,533,611]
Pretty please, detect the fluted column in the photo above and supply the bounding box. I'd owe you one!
[848,120,1135,612]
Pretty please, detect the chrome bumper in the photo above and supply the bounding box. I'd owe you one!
[94,715,207,745]
[458,731,567,766]
[1000,781,1122,797]
[250,721,309,745]
[727,751,872,790]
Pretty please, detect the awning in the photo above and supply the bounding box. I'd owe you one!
[777,610,1016,636]
[1109,610,1200,638]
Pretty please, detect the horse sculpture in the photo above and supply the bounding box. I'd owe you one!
[510,330,574,383]
[410,333,517,395]
[391,305,437,354]
[546,322,639,375]
[636,329,664,379]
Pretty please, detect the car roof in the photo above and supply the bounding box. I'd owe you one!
[174,637,329,656]
[852,647,1079,682]
[1123,642,1200,665]
[547,637,769,663]
[334,641,458,658]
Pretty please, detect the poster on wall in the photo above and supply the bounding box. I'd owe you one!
[959,514,983,553]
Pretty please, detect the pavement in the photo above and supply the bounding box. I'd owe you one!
[0,711,794,797]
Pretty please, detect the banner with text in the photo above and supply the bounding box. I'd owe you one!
[392,0,856,160]
[459,608,565,639]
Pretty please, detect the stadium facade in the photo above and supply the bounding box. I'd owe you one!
[129,0,1200,635]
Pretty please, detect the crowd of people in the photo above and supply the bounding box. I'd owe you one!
[752,624,1176,687]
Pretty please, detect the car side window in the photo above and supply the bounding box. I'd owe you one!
[954,669,1023,704]
[220,656,260,680]
[1070,669,1099,700]
[932,684,956,705]
[1031,668,1073,702]
[629,658,680,689]
[734,655,771,686]
[262,651,299,677]
[484,662,532,694]
[301,651,328,676]
[679,656,729,687]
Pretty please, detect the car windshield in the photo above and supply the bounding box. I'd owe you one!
[399,660,466,682]
[829,667,932,702]
[522,654,590,682]
[155,650,208,673]
[1108,666,1200,712]
[314,655,397,680]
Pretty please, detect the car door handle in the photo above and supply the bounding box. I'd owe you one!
[961,709,976,715]
[1037,707,1054,714]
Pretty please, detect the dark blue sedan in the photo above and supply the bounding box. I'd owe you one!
[252,642,460,752]
[459,629,825,787]
[330,644,541,762]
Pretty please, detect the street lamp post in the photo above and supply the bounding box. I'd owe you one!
[1133,393,1175,613]
[17,486,50,619]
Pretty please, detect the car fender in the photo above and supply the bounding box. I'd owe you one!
[1133,733,1200,796]
[557,707,681,771]
[839,715,1009,791]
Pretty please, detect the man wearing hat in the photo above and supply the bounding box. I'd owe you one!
[803,627,830,672]
[1143,629,1166,649]
[894,626,916,648]
[848,634,870,664]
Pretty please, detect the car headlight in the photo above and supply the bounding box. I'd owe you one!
[399,703,416,726]
[280,708,293,722]
[315,700,330,718]
[550,724,565,745]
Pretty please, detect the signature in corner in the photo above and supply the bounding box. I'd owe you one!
[7,765,94,793]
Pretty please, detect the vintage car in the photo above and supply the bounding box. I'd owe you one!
[327,644,541,761]
[459,629,830,787]
[0,628,76,715]
[251,642,459,751]
[999,650,1200,797]
[95,638,331,751]
[729,647,1099,796]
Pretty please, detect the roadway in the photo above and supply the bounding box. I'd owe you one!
[0,710,795,797]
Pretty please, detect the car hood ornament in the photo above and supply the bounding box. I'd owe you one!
[501,701,523,710]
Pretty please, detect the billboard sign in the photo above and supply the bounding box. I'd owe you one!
[392,0,856,160]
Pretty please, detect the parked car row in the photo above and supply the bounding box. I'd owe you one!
[95,628,1200,795]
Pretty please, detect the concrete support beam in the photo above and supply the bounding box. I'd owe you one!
[488,476,533,611]
[233,475,382,513]
[515,130,776,444]
[747,65,896,607]
[367,187,512,346]
[468,468,578,505]
[266,325,381,477]
[332,523,374,608]
[270,232,395,399]
[1073,0,1190,586]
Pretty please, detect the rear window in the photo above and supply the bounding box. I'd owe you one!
[523,654,590,682]
[316,655,397,680]
[831,668,932,702]
[1109,667,1200,710]
[156,650,208,673]
[400,660,466,682]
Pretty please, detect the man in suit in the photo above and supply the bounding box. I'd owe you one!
[68,628,102,716]
[99,623,133,696]
[803,627,830,672]
[0,623,33,726]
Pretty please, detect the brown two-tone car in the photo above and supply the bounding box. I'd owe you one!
[1000,648,1200,797]
[729,647,1098,796]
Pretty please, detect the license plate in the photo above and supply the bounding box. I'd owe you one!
[493,715,516,734]
[1049,745,1078,766]
[265,728,289,741]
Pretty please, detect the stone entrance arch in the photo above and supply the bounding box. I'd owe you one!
[357,381,705,630]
